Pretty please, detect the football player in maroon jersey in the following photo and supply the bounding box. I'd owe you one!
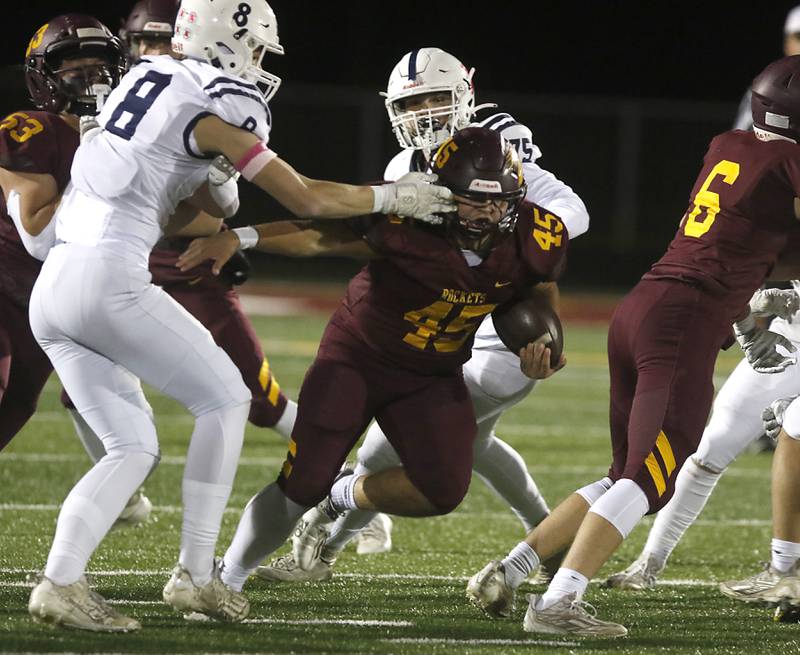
[176,126,569,595]
[0,15,125,453]
[468,55,800,638]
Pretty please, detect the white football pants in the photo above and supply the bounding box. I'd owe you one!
[29,243,251,586]
[324,347,549,554]
[639,346,800,568]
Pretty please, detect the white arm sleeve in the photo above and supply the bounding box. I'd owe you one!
[6,189,56,261]
[208,177,240,218]
[522,162,590,239]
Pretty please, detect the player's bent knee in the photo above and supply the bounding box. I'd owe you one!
[415,474,471,515]
[575,476,613,506]
[588,478,649,538]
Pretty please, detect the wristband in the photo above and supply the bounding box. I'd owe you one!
[371,184,388,213]
[232,226,259,250]
[234,142,278,181]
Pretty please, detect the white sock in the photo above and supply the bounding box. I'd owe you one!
[473,434,550,531]
[324,509,377,556]
[643,457,721,569]
[330,473,360,512]
[45,450,156,586]
[222,483,308,592]
[272,399,297,441]
[68,408,106,464]
[771,538,800,573]
[180,479,231,586]
[501,541,540,588]
[537,568,589,609]
[180,404,248,586]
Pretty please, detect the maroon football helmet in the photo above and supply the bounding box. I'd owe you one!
[119,0,179,62]
[430,126,527,249]
[24,14,126,116]
[751,55,800,142]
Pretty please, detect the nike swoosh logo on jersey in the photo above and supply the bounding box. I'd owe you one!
[495,281,512,287]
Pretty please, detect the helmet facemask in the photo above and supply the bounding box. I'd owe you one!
[386,81,474,154]
[444,185,527,253]
[36,44,124,116]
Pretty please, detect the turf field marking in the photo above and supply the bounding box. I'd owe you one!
[387,637,580,647]
[244,618,413,627]
[0,568,724,587]
[0,503,773,527]
[0,451,771,479]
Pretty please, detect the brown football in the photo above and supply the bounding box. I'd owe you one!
[492,299,564,366]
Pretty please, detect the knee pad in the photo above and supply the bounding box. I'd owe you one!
[588,478,649,538]
[575,476,613,506]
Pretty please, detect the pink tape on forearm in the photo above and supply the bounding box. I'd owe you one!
[235,142,278,181]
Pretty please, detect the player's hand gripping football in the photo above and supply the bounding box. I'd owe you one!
[749,288,800,321]
[177,230,239,275]
[762,395,799,441]
[373,172,455,223]
[519,342,566,379]
[734,314,797,374]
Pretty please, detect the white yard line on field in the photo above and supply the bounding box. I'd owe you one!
[0,567,724,588]
[243,618,413,627]
[1,451,771,479]
[386,637,580,647]
[0,503,772,527]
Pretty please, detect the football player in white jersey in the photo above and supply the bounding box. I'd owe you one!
[604,285,800,594]
[25,1,454,632]
[256,47,591,583]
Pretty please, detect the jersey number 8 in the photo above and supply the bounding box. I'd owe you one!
[106,71,173,141]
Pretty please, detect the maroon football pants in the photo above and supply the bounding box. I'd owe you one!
[277,320,477,513]
[606,279,733,512]
[60,267,288,428]
[0,294,52,450]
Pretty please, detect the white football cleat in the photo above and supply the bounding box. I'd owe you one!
[255,553,333,582]
[28,576,140,632]
[112,488,152,529]
[355,513,393,555]
[292,512,331,571]
[162,559,249,622]
[465,560,516,618]
[523,593,628,638]
[604,553,662,590]
[720,561,800,604]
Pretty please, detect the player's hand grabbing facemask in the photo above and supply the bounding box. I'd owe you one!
[734,314,797,373]
[749,288,800,321]
[371,172,454,224]
[762,395,799,441]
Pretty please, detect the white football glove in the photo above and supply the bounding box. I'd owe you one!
[79,115,102,144]
[734,314,797,373]
[762,395,799,441]
[208,155,239,186]
[371,172,455,223]
[749,288,800,320]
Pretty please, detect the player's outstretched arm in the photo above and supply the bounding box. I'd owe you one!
[177,219,373,274]
[192,116,454,220]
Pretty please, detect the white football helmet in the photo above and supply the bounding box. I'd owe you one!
[172,0,284,101]
[382,47,477,152]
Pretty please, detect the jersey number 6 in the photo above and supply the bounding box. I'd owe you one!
[683,159,740,239]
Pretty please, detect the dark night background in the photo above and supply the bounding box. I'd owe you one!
[1,1,798,287]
